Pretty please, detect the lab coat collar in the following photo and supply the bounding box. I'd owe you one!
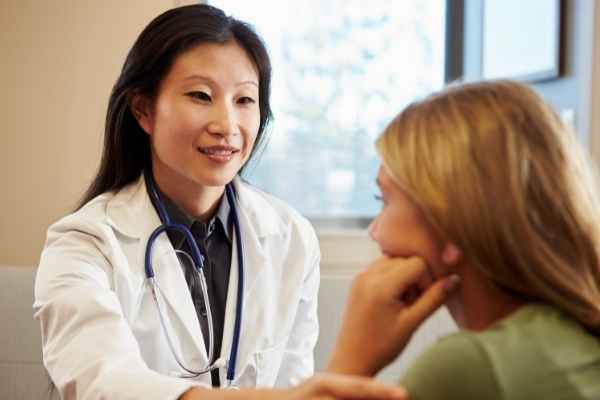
[230,176,287,238]
[105,175,157,239]
[106,175,285,240]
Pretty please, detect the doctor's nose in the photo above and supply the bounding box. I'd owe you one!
[207,103,239,138]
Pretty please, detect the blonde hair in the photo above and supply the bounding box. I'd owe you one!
[376,80,600,333]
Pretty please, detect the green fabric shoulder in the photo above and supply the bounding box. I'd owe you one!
[400,332,500,400]
[399,304,600,400]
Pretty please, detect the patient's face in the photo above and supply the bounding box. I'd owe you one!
[369,166,445,276]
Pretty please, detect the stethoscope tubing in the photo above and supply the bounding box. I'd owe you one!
[144,171,244,384]
[225,184,243,383]
[150,277,216,377]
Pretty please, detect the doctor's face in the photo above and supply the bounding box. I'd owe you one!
[369,167,447,276]
[136,40,261,190]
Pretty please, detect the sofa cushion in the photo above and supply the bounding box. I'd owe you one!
[0,266,58,399]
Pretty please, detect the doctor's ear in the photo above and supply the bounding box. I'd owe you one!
[129,92,153,135]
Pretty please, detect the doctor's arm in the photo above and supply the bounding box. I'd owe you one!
[34,227,203,400]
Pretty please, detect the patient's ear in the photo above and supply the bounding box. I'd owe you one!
[441,243,462,268]
[129,93,153,135]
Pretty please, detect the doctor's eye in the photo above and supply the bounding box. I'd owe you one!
[187,91,212,102]
[237,96,256,105]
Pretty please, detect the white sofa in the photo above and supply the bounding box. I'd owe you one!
[0,266,455,399]
[0,266,59,399]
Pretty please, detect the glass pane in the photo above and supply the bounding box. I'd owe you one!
[211,0,447,218]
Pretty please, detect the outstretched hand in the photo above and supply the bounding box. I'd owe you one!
[282,373,407,400]
[181,372,407,400]
[326,256,460,377]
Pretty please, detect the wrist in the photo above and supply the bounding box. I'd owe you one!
[325,353,375,377]
[180,387,286,400]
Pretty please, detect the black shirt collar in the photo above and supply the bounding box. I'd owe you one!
[148,181,232,245]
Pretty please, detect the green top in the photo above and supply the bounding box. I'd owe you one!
[400,304,600,400]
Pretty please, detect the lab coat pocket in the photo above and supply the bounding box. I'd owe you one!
[255,337,288,388]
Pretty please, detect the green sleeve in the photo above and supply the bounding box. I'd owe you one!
[399,333,500,400]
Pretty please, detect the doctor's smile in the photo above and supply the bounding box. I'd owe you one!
[198,145,241,163]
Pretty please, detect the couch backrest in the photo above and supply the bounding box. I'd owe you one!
[0,266,456,398]
[0,266,58,400]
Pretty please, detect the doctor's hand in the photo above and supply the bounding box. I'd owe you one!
[181,373,407,400]
[326,256,460,377]
[281,373,407,400]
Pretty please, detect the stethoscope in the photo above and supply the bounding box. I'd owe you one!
[143,171,244,386]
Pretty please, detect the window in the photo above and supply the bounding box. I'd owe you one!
[211,1,448,221]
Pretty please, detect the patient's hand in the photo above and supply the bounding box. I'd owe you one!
[326,256,460,377]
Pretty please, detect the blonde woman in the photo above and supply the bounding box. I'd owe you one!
[327,80,600,399]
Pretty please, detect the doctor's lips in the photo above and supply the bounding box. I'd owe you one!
[198,145,240,162]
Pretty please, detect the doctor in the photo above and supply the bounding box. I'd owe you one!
[34,4,329,399]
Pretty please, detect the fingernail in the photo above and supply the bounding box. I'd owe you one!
[443,274,461,293]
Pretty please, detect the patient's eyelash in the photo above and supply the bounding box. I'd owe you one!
[374,194,383,202]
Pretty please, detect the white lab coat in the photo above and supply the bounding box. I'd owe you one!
[34,175,320,400]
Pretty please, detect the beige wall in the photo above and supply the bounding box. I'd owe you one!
[0,1,177,266]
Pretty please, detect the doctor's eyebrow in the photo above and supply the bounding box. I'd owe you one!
[183,74,258,88]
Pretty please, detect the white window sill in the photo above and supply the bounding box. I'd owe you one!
[317,228,381,278]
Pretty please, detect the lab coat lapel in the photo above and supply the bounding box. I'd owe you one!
[106,175,208,366]
[150,235,209,365]
[220,178,283,383]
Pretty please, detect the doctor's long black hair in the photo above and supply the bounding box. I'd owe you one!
[78,4,272,209]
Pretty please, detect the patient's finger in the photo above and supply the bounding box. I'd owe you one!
[401,275,460,327]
